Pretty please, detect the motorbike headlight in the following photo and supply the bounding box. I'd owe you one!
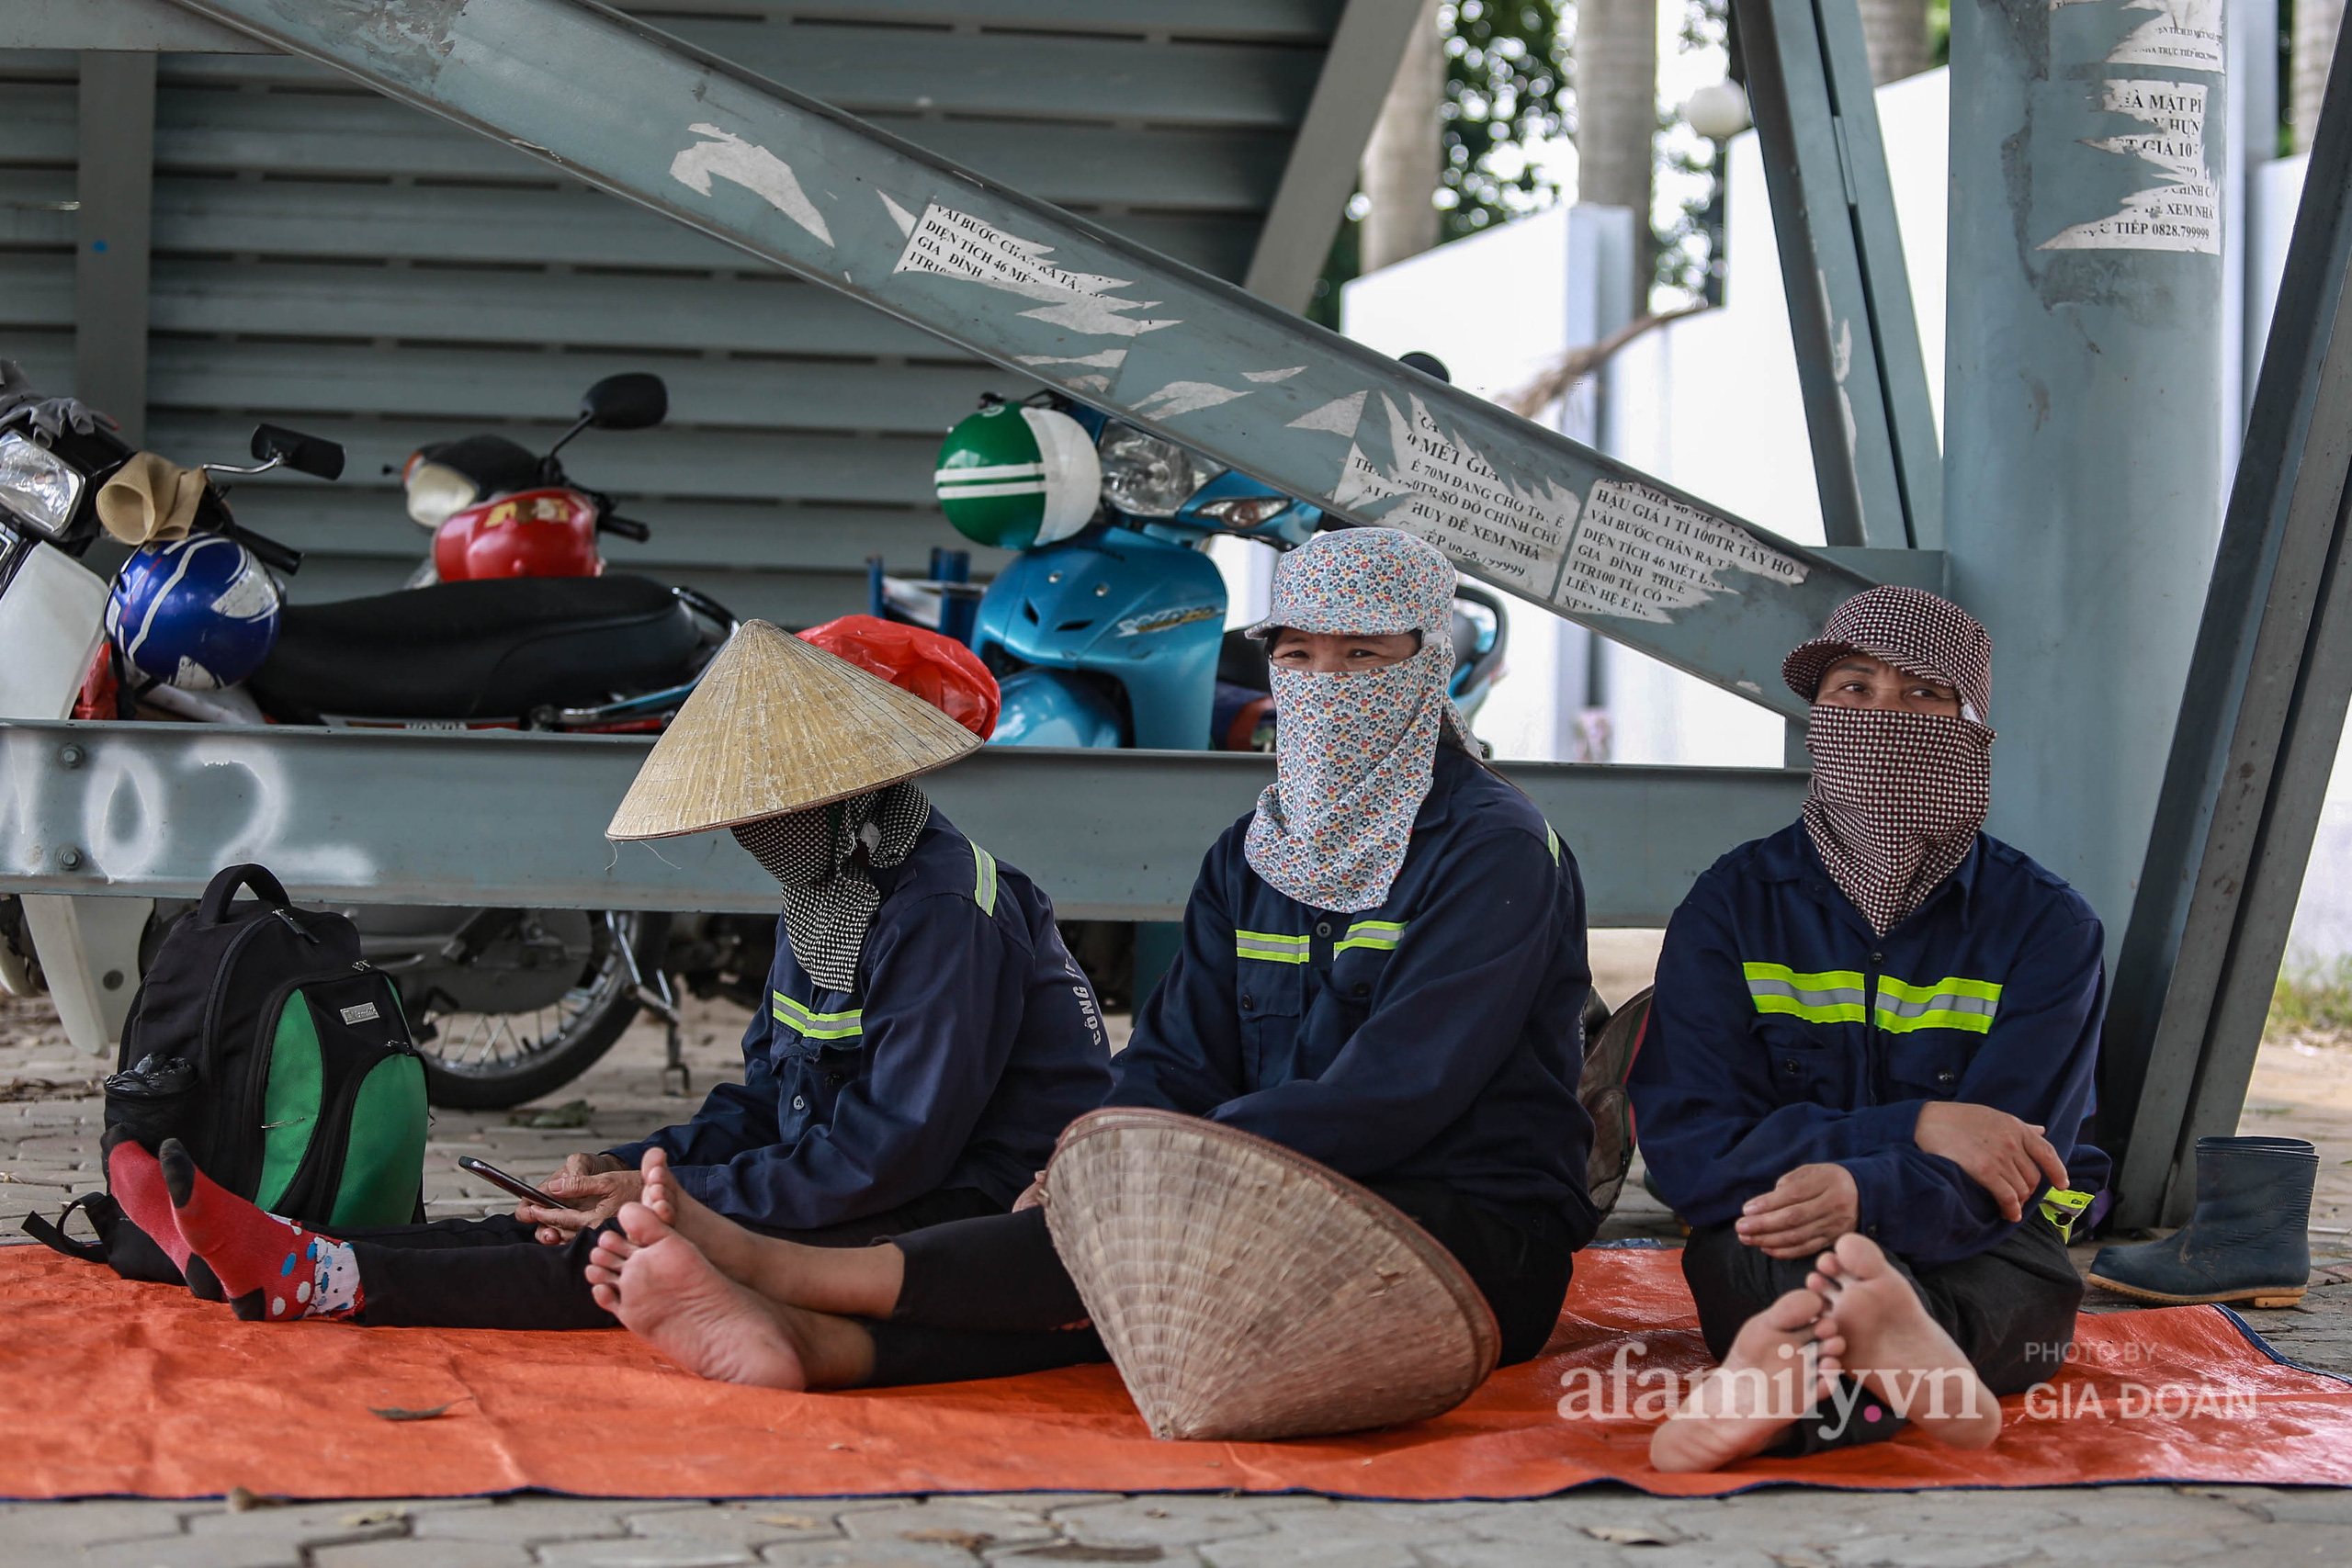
[402,457,481,528]
[1191,495,1294,530]
[0,430,85,539]
[1099,426,1226,518]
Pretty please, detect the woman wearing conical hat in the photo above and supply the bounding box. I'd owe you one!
[582,529,1600,1394]
[126,619,1113,1331]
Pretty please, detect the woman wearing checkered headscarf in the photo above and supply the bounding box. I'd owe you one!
[1630,584,2111,1472]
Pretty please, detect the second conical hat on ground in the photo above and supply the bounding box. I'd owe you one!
[606,619,982,840]
[1043,1107,1501,1442]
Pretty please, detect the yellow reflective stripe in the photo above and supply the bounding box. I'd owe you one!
[972,842,999,915]
[1743,962,1869,1023]
[1236,930,1310,964]
[2039,1186,2095,1242]
[1546,826,1562,865]
[771,992,864,1040]
[1872,973,2002,1034]
[1335,919,1408,954]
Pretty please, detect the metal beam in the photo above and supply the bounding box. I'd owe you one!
[0,721,1806,927]
[1736,0,1942,548]
[2105,16,2352,1229]
[1242,0,1429,313]
[160,0,1883,719]
[74,51,155,450]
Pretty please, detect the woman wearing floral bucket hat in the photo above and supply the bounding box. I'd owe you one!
[580,528,1600,1439]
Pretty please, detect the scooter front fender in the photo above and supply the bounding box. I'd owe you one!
[990,667,1125,749]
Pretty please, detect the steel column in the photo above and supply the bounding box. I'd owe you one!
[1736,0,1943,549]
[159,0,1885,719]
[0,721,1807,928]
[74,51,155,449]
[2105,16,2352,1227]
[1945,0,2225,965]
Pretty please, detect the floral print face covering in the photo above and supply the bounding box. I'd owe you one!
[1242,528,1472,912]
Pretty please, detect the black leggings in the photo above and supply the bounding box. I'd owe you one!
[865,1179,1577,1387]
[1681,1213,2084,1453]
[339,1186,1003,1330]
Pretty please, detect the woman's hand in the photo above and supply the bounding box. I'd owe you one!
[1735,1163,1860,1258]
[519,1151,635,1244]
[1914,1101,2067,1222]
[1012,1170,1048,1212]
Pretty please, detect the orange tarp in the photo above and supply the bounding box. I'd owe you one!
[1,1244,2346,1500]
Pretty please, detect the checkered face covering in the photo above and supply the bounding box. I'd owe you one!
[1802,705,1995,935]
[1243,528,1472,912]
[1782,585,1993,724]
[730,782,932,990]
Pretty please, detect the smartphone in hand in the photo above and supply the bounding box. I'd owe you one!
[458,1155,584,1210]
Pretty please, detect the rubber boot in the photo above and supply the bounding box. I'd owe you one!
[2087,1136,2316,1308]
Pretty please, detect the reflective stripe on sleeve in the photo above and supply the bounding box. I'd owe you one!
[1546,826,1562,866]
[972,842,999,915]
[1872,974,2002,1034]
[1742,962,1869,1024]
[1335,919,1407,953]
[772,992,865,1040]
[1236,930,1310,964]
[2039,1186,2095,1241]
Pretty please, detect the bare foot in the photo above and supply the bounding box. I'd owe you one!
[634,1149,754,1268]
[1650,1288,1843,1473]
[1808,1234,2000,1450]
[592,1204,874,1390]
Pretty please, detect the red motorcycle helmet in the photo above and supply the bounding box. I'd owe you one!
[797,615,1001,739]
[433,487,601,581]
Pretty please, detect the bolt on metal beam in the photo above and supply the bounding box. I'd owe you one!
[2105,14,2352,1228]
[159,0,1885,716]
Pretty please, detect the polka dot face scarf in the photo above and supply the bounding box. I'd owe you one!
[1242,528,1472,913]
[731,782,932,990]
[1781,587,1996,935]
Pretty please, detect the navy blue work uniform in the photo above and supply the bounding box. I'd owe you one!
[858,742,1601,1388]
[1631,822,2105,1449]
[607,808,1114,1230]
[336,810,1113,1332]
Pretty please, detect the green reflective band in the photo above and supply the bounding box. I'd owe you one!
[772,992,864,1040]
[1872,974,2003,1035]
[1236,930,1310,964]
[973,842,999,915]
[2039,1186,2095,1242]
[1335,919,1408,953]
[1743,962,1869,1024]
[1546,826,1562,865]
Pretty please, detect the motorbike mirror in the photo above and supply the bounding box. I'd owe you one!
[250,423,345,480]
[1398,352,1452,385]
[580,373,667,431]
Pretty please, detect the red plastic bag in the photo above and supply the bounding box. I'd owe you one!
[798,614,1000,739]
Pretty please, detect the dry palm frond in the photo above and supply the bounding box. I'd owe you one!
[1502,303,1712,420]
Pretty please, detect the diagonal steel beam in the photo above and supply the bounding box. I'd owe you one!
[160,0,1881,717]
[1736,0,1943,550]
[2103,15,2352,1227]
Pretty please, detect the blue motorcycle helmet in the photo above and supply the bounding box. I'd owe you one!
[106,534,283,691]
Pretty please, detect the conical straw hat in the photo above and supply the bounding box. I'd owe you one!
[606,619,982,840]
[1042,1107,1501,1442]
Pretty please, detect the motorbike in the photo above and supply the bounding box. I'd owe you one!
[395,371,666,586]
[0,376,748,1111]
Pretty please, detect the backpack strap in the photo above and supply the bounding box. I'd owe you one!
[19,1191,111,1265]
[197,863,290,925]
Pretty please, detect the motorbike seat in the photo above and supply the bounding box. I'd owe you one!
[248,575,703,721]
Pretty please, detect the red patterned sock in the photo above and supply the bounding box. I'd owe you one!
[104,1133,192,1274]
[158,1138,360,1323]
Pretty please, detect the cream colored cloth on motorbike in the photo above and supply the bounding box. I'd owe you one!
[96,453,206,546]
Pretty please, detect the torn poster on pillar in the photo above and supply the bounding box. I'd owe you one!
[2040,79,2219,254]
[1328,396,1573,593]
[2052,0,2223,73]
[1555,481,1809,624]
[892,203,1181,337]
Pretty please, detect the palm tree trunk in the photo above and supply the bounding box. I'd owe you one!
[2296,0,2346,152]
[1575,0,1658,286]
[1359,0,1446,273]
[1857,0,1931,84]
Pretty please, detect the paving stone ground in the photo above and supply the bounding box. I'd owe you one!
[5,975,2351,1564]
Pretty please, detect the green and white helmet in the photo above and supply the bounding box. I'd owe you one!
[934,401,1102,550]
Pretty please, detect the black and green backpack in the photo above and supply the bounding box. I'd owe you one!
[25,863,427,1283]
